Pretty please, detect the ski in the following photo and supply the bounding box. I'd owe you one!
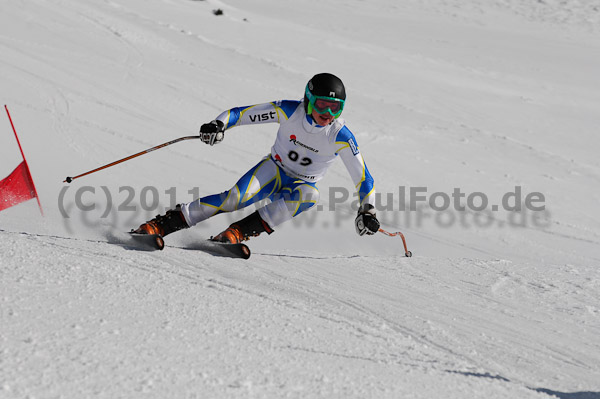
[128,232,165,250]
[126,233,250,259]
[116,232,251,259]
[200,240,251,259]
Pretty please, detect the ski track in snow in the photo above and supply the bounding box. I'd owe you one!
[1,0,599,398]
[2,229,599,398]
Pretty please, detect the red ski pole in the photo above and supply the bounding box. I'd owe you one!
[63,136,201,183]
[379,228,412,257]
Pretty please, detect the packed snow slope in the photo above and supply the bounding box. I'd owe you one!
[1,0,599,398]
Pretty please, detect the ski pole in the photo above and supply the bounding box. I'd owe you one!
[63,136,201,183]
[379,228,412,257]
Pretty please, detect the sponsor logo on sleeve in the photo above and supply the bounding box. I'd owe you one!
[349,138,359,155]
[249,111,277,123]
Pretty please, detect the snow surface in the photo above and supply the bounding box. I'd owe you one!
[1,0,600,398]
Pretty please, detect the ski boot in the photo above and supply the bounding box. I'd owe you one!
[212,211,273,244]
[131,205,189,249]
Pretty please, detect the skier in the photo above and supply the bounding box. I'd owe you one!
[132,73,380,245]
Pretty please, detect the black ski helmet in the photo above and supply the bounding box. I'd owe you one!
[304,73,346,114]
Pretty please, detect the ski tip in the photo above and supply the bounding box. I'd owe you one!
[128,232,165,250]
[154,235,165,250]
[204,240,251,259]
[240,243,251,259]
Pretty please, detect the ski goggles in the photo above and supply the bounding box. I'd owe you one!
[305,87,345,117]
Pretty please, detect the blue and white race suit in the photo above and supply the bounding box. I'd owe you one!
[181,100,375,229]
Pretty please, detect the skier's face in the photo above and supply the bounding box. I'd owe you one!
[311,109,335,126]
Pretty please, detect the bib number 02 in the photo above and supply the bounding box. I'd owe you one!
[288,150,312,166]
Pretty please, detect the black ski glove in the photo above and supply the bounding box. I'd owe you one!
[355,204,380,236]
[200,120,225,146]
